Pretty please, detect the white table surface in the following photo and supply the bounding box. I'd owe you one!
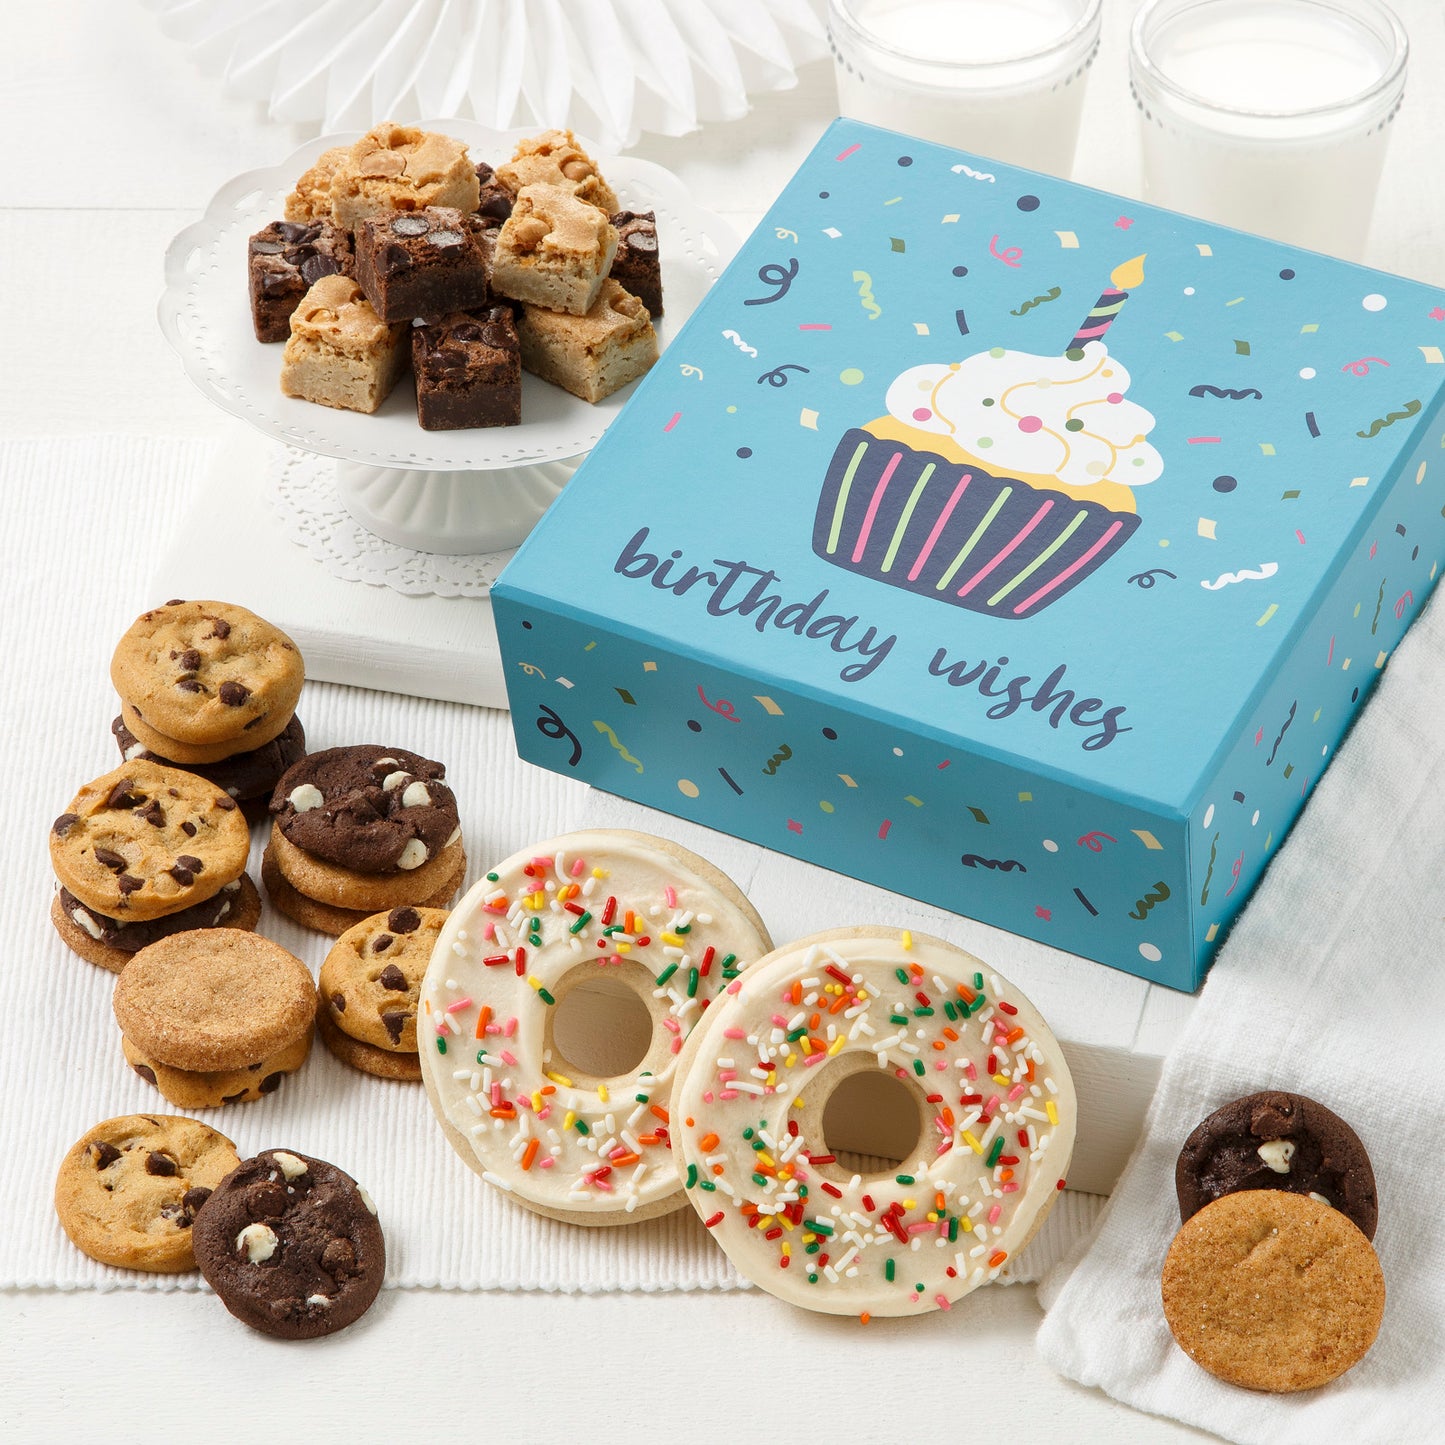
[7,2,1442,1439]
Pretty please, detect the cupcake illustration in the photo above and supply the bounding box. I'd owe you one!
[813,256,1160,619]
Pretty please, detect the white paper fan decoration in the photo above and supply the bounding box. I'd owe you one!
[142,0,828,150]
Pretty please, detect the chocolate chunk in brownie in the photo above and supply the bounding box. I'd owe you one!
[353,207,491,325]
[248,220,355,343]
[608,210,662,317]
[412,306,521,431]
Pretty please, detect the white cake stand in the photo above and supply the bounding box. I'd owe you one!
[158,122,737,555]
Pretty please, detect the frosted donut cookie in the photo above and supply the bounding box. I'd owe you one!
[671,927,1076,1316]
[417,830,772,1225]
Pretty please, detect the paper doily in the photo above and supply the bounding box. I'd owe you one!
[142,0,828,152]
[268,445,512,597]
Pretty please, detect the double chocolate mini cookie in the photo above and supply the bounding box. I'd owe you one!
[49,760,255,970]
[111,599,304,764]
[192,1149,385,1338]
[113,931,315,1107]
[316,906,448,1080]
[112,712,306,822]
[263,746,464,934]
[54,1114,241,1272]
[1176,1090,1378,1240]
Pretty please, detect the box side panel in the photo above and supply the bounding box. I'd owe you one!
[495,587,1196,988]
[1189,427,1445,967]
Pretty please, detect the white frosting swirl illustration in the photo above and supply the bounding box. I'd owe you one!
[883,342,1163,491]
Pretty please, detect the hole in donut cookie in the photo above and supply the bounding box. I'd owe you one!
[547,971,653,1083]
[819,1067,926,1178]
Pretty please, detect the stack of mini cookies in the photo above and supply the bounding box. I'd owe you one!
[110,600,306,822]
[262,744,466,935]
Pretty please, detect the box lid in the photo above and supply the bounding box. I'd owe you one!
[498,120,1445,812]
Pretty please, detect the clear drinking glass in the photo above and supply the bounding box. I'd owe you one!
[827,0,1103,177]
[1130,0,1407,259]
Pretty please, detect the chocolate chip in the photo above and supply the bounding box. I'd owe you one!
[390,215,430,237]
[52,813,79,836]
[387,907,421,934]
[106,782,142,809]
[214,796,237,811]
[182,1186,212,1213]
[260,1072,283,1094]
[451,322,483,342]
[176,854,204,874]
[145,1151,178,1177]
[90,1141,121,1169]
[117,874,145,895]
[166,599,185,607]
[378,963,407,991]
[331,992,347,1013]
[94,847,128,872]
[371,934,394,954]
[300,254,341,285]
[381,1010,407,1044]
[625,230,658,252]
[479,193,513,222]
[176,678,204,693]
[242,715,265,730]
[219,681,251,707]
[251,239,286,255]
[208,617,232,640]
[246,1181,288,1218]
[179,648,202,671]
[379,242,412,275]
[134,1064,158,1085]
[136,800,165,828]
[321,1238,357,1277]
[427,228,465,248]
[277,222,312,244]
[167,789,180,798]
[181,820,198,836]
[475,161,495,183]
[222,1090,249,1103]
[167,863,195,886]
[480,324,509,347]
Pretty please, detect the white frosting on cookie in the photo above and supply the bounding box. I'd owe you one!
[418,831,770,1220]
[671,929,1076,1316]
[883,342,1162,491]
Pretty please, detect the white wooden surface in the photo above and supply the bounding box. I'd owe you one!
[7,1,1444,1438]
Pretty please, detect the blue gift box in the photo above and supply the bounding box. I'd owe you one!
[493,120,1445,990]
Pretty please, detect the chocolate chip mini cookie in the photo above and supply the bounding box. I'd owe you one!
[261,844,464,937]
[113,931,315,1107]
[271,745,460,872]
[192,1149,385,1339]
[49,760,250,924]
[1177,1090,1378,1240]
[316,906,447,1079]
[1161,1190,1385,1392]
[54,1114,241,1272]
[111,599,303,754]
[112,713,306,818]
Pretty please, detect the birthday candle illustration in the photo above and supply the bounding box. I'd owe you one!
[1066,254,1146,353]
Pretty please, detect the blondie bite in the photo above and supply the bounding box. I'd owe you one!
[284,146,348,223]
[280,274,406,414]
[517,279,658,404]
[328,123,480,232]
[489,184,617,316]
[496,129,618,214]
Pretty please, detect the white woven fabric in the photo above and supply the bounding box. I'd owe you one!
[3,436,1100,1293]
[1037,585,1445,1440]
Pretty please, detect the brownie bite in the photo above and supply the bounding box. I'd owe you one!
[517,279,657,404]
[412,307,521,431]
[474,161,514,226]
[353,207,491,324]
[248,220,354,343]
[609,211,663,318]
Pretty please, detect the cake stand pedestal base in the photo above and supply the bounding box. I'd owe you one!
[335,458,578,556]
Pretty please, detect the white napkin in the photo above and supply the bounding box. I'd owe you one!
[2,436,1099,1293]
[1036,584,1445,1440]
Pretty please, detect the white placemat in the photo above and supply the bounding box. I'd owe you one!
[3,436,1100,1293]
[1036,585,1445,1439]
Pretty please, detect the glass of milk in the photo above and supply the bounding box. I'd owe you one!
[827,0,1103,177]
[1130,0,1407,259]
